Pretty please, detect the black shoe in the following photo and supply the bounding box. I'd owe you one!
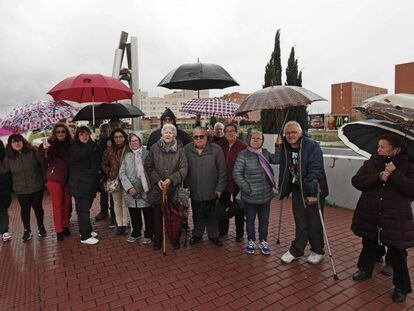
[116,226,123,236]
[38,225,47,237]
[352,269,371,281]
[63,227,71,236]
[173,240,180,249]
[235,236,243,242]
[219,232,227,237]
[189,236,202,245]
[392,287,407,303]
[153,240,161,250]
[95,211,108,221]
[22,229,32,242]
[57,232,64,242]
[209,238,223,247]
[381,264,393,276]
[122,226,129,236]
[108,219,116,229]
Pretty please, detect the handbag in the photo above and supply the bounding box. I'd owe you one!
[105,178,120,193]
[177,185,191,208]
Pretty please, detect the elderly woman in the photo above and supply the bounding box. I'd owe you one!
[145,124,188,250]
[4,134,46,242]
[69,126,99,245]
[119,132,153,244]
[102,128,129,235]
[351,133,414,302]
[38,122,72,241]
[233,129,279,255]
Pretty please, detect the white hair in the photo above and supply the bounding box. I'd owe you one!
[283,121,303,135]
[214,122,225,130]
[161,124,177,136]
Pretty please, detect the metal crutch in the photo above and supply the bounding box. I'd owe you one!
[276,198,284,244]
[316,182,339,280]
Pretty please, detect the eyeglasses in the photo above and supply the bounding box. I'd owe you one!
[56,131,66,134]
[225,129,236,133]
[11,140,22,144]
[193,135,205,140]
[114,135,124,139]
[79,132,90,136]
[130,139,140,143]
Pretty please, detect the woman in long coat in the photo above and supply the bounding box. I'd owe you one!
[4,134,46,242]
[145,124,188,250]
[69,126,99,245]
[119,132,152,244]
[351,133,414,302]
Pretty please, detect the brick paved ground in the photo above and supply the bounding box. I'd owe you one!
[1,194,413,311]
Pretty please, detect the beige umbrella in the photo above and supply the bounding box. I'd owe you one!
[353,93,414,124]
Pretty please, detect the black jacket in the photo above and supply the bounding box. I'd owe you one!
[69,141,99,198]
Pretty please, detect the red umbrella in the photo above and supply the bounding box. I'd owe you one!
[48,74,134,125]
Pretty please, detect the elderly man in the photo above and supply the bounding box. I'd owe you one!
[185,127,227,247]
[212,122,225,143]
[278,121,329,264]
[147,108,191,149]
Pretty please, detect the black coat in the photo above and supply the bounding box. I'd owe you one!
[68,141,98,199]
[351,153,414,249]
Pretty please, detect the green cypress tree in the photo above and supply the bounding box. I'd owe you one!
[261,29,282,134]
[283,47,308,132]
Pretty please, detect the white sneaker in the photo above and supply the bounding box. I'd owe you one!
[2,232,12,242]
[281,250,301,263]
[81,237,99,245]
[142,238,152,244]
[91,231,98,238]
[307,252,324,264]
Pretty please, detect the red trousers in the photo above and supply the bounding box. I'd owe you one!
[47,181,70,233]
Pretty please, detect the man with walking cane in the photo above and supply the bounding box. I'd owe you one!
[277,121,329,265]
[185,127,227,247]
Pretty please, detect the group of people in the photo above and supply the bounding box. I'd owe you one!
[0,107,413,303]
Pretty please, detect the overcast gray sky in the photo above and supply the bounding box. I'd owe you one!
[1,0,413,115]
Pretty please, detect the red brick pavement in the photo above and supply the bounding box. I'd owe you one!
[1,194,413,311]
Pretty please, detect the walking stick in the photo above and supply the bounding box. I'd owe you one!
[162,185,167,256]
[316,182,339,280]
[276,198,284,244]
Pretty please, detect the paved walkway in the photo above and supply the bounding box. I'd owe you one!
[0,194,413,311]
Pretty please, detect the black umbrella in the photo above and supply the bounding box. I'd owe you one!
[158,62,239,90]
[338,119,414,159]
[73,102,144,121]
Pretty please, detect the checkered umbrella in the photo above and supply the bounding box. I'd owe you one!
[0,100,77,133]
[235,85,326,114]
[180,98,239,118]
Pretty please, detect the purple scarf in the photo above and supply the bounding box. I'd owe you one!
[247,147,275,187]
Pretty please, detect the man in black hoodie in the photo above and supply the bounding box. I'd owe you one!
[146,108,191,149]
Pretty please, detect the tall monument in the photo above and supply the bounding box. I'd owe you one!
[112,31,142,130]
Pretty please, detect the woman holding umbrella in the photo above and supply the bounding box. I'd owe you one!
[145,124,188,250]
[351,133,414,302]
[38,122,72,241]
[69,126,99,245]
[4,134,46,241]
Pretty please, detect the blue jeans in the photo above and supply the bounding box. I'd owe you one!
[244,201,271,241]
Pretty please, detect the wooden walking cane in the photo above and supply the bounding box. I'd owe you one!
[162,184,168,256]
